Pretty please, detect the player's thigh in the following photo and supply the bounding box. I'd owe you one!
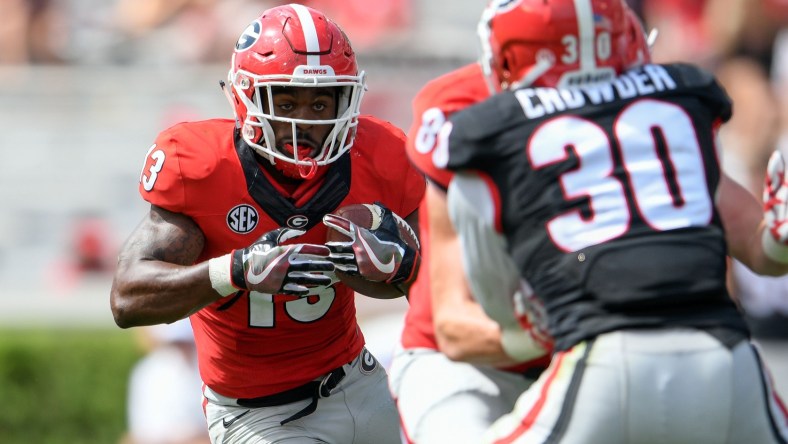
[728,340,788,443]
[485,330,788,444]
[335,349,401,444]
[205,401,292,444]
[753,338,788,400]
[391,348,532,444]
[292,348,400,444]
[206,348,400,444]
[483,341,593,444]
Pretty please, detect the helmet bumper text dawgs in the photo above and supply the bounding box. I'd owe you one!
[228,3,366,178]
[478,0,651,93]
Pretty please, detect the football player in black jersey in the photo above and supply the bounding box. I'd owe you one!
[423,0,788,442]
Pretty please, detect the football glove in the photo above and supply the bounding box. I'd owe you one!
[762,150,788,263]
[506,279,553,357]
[323,203,420,284]
[208,228,334,297]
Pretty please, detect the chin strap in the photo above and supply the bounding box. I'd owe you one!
[299,158,318,179]
[219,80,240,128]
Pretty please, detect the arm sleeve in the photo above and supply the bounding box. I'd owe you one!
[446,172,520,328]
[447,172,549,360]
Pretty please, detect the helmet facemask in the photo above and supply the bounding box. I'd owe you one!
[230,68,365,179]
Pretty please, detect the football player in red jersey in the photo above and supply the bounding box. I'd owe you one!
[430,0,788,442]
[388,63,552,444]
[110,4,423,443]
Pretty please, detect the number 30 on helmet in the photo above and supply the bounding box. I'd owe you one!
[478,0,651,92]
[227,4,366,173]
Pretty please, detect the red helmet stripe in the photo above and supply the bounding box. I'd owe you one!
[291,3,321,66]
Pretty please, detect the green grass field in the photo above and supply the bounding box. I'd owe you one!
[0,327,142,444]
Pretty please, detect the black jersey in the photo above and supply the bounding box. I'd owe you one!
[443,63,749,351]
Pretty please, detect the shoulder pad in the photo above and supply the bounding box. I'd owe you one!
[667,63,718,89]
[449,92,523,143]
[664,63,732,123]
[406,65,489,188]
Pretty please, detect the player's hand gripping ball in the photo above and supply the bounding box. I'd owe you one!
[323,203,420,285]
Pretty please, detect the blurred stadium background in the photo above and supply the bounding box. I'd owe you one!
[1,0,788,443]
[0,0,484,327]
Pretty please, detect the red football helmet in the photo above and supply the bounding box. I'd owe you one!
[478,0,651,92]
[227,4,366,178]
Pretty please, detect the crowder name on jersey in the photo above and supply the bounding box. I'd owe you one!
[516,64,677,119]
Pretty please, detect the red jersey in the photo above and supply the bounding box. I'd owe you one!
[400,63,489,350]
[139,116,425,399]
[401,63,550,371]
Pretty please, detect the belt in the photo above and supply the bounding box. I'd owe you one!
[237,366,346,425]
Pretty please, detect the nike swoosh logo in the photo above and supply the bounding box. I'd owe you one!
[222,409,250,428]
[357,231,396,274]
[245,248,291,285]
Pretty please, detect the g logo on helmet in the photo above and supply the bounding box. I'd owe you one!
[235,20,261,52]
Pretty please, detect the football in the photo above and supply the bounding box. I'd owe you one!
[325,203,420,299]
[325,203,419,251]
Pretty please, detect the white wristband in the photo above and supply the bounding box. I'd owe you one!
[208,254,238,297]
[762,229,788,264]
[500,328,549,362]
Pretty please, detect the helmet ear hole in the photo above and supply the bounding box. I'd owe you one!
[501,56,511,75]
[499,47,518,86]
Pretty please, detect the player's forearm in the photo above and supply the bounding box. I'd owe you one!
[749,226,788,276]
[719,174,788,275]
[110,260,221,327]
[434,311,522,367]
